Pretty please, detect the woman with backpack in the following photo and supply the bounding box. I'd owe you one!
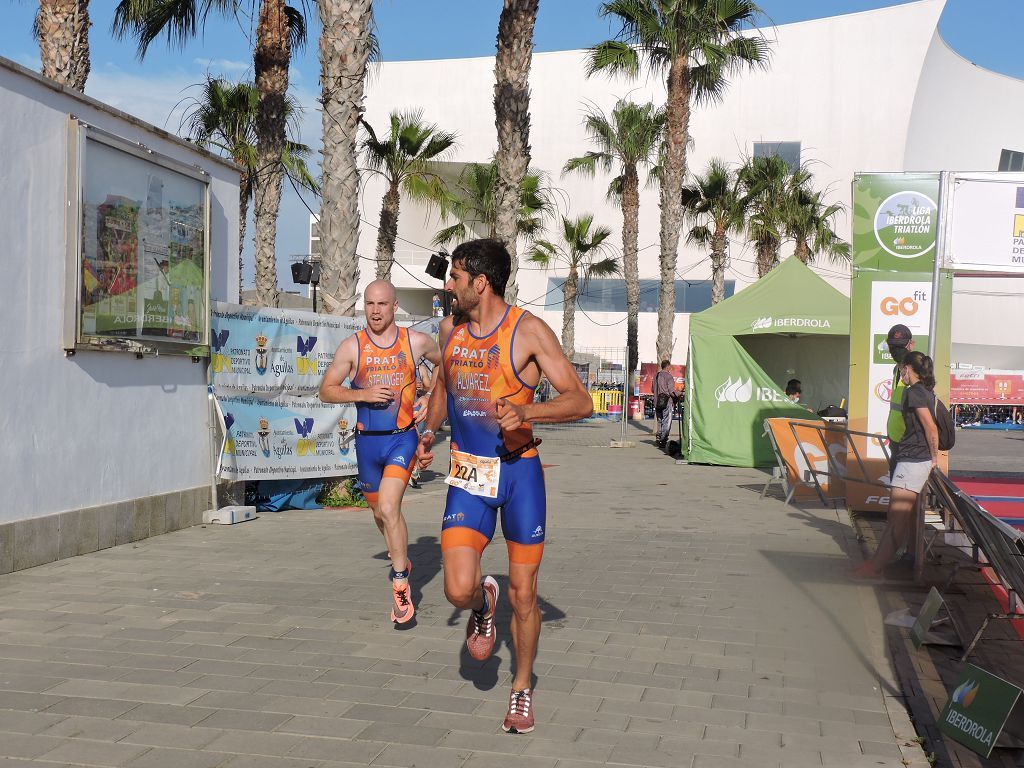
[852,351,940,582]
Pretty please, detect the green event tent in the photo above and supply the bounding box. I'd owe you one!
[684,257,851,466]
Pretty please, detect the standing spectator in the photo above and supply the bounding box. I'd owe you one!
[885,324,915,478]
[853,351,939,581]
[432,293,444,317]
[654,360,677,449]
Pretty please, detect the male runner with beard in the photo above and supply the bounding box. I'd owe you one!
[416,239,592,732]
[320,280,439,623]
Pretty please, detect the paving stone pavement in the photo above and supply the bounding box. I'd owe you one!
[0,430,923,768]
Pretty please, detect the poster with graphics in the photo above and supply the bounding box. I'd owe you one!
[78,136,208,347]
[848,173,952,511]
[865,280,932,458]
[211,303,364,480]
[946,175,1024,273]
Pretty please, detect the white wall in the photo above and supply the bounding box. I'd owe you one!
[0,59,239,524]
[904,32,1024,367]
[358,0,947,363]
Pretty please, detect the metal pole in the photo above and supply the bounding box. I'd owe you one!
[621,346,627,445]
[312,282,318,313]
[928,172,951,357]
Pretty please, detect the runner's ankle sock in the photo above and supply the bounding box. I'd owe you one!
[390,567,410,581]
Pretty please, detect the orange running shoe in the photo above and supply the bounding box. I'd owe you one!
[390,560,414,624]
[466,575,498,660]
[501,688,535,734]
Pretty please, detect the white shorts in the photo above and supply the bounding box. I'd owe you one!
[889,461,933,494]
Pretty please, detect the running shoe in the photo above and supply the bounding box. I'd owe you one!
[390,560,414,624]
[501,687,535,734]
[466,575,498,660]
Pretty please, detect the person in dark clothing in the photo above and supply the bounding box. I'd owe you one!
[852,351,939,582]
[654,360,677,448]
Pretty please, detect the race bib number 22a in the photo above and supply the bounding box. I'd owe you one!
[446,449,500,498]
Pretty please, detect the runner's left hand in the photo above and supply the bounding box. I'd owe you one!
[496,398,526,431]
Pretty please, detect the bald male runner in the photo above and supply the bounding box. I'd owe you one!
[416,239,593,733]
[320,280,440,624]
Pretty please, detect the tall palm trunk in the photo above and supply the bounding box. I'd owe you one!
[756,240,778,277]
[656,58,691,362]
[237,168,251,303]
[794,237,810,264]
[621,165,641,373]
[560,267,579,359]
[710,227,727,305]
[319,0,373,316]
[493,0,538,304]
[374,181,401,280]
[251,0,290,308]
[38,0,90,91]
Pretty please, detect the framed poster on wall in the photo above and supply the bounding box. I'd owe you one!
[63,119,210,356]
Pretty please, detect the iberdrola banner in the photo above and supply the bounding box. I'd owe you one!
[686,335,811,466]
[209,302,363,481]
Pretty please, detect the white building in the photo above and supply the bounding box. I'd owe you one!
[0,56,239,572]
[350,0,1024,367]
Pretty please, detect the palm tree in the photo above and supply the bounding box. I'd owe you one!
[739,154,790,278]
[493,0,540,304]
[784,182,851,266]
[528,214,620,359]
[361,110,457,280]
[681,159,748,305]
[432,161,552,249]
[563,99,665,373]
[589,0,770,361]
[181,77,319,301]
[36,0,90,91]
[318,0,374,316]
[112,0,309,308]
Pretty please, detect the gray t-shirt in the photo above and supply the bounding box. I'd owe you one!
[895,382,935,462]
[654,370,675,398]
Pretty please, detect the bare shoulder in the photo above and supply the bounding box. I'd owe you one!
[333,332,359,363]
[517,312,560,350]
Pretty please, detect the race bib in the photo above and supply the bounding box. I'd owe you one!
[446,449,500,498]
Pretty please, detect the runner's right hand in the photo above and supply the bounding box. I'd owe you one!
[416,432,435,470]
[361,385,394,404]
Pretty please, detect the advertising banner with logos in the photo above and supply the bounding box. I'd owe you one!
[950,369,1024,405]
[848,174,953,512]
[209,303,363,481]
[943,174,1024,274]
[637,363,685,396]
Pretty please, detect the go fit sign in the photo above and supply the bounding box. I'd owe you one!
[870,282,932,339]
[879,290,927,317]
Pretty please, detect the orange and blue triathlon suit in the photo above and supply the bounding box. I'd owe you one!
[441,305,545,565]
[351,327,419,505]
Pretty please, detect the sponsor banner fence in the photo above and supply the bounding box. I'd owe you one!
[210,302,363,481]
[764,418,847,502]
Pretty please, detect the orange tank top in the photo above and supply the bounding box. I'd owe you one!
[443,305,536,458]
[351,327,417,431]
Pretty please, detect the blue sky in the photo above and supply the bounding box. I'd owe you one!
[2,0,1021,289]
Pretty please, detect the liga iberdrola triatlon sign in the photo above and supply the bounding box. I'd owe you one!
[847,173,953,512]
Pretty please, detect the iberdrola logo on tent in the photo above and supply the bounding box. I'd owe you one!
[716,376,753,407]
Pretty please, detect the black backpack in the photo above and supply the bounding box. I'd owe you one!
[933,396,956,451]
